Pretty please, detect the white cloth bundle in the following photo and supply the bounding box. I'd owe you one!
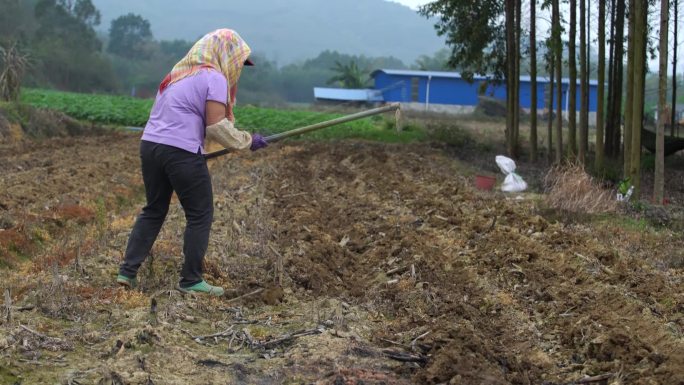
[495,155,528,192]
[205,118,252,150]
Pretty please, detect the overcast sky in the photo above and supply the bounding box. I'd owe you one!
[389,0,431,10]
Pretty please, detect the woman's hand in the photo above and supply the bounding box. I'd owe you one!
[250,134,268,151]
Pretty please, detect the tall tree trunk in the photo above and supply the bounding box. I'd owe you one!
[569,0,578,157]
[587,0,591,97]
[553,0,564,163]
[588,3,592,73]
[530,0,538,162]
[630,0,648,197]
[672,0,679,135]
[656,0,669,203]
[605,0,616,156]
[514,0,522,158]
[506,0,516,157]
[579,0,589,162]
[596,0,606,171]
[609,0,625,158]
[547,53,555,162]
[624,0,635,176]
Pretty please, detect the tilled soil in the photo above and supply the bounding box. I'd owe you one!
[0,133,683,385]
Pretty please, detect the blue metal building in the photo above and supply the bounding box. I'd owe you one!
[370,69,599,114]
[313,87,383,103]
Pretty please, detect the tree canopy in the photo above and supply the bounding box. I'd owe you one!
[108,13,153,59]
[419,0,505,81]
[327,61,370,89]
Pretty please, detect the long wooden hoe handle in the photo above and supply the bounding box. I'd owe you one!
[204,103,401,160]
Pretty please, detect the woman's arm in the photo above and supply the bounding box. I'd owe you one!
[206,101,228,126]
[225,102,235,123]
[205,101,252,150]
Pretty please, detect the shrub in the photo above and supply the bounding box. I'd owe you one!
[0,43,30,102]
[544,163,617,214]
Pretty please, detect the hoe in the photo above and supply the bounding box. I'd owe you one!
[205,103,401,160]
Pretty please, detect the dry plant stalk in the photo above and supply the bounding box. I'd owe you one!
[544,163,617,214]
[0,42,30,102]
[4,288,10,323]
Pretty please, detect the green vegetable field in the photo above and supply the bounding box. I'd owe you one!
[21,89,153,127]
[21,89,423,142]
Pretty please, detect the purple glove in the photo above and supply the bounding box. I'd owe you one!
[250,133,268,151]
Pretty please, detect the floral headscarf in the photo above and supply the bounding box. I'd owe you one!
[158,29,251,120]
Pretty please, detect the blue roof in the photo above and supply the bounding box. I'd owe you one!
[313,87,383,102]
[372,69,599,86]
[371,69,484,80]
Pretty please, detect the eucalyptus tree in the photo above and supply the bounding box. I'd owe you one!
[672,0,679,135]
[569,0,578,157]
[628,0,648,197]
[606,0,625,158]
[655,0,669,203]
[530,0,539,162]
[596,0,606,170]
[579,0,589,162]
[552,0,564,163]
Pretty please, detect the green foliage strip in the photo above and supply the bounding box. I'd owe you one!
[20,88,423,142]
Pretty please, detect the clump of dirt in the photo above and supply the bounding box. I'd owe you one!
[0,133,141,264]
[0,134,683,384]
[0,112,11,139]
[252,142,684,384]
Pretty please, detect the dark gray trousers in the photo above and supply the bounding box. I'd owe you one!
[119,140,213,287]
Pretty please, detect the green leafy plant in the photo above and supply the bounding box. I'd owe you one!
[618,177,632,196]
[21,88,425,142]
[22,88,152,126]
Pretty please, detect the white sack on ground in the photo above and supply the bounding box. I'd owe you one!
[495,155,528,192]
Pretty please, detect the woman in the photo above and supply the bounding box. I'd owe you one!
[116,29,267,296]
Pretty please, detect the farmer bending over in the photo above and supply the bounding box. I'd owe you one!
[117,29,268,296]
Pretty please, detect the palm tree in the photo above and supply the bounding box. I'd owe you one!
[327,60,370,89]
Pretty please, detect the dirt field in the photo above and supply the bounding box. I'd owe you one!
[1,132,683,384]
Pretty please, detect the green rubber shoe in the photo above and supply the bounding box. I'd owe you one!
[177,281,224,297]
[116,274,137,288]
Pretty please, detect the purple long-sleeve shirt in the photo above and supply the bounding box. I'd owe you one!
[141,69,228,154]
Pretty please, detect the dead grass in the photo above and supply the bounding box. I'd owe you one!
[35,267,81,320]
[544,162,618,214]
[55,204,95,224]
[0,229,27,252]
[0,42,30,102]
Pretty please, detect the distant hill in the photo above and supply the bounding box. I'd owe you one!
[91,0,445,65]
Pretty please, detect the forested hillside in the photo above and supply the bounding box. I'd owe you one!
[91,0,445,64]
[0,0,447,102]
